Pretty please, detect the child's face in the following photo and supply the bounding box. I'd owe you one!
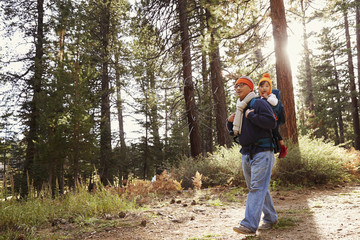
[259,81,271,96]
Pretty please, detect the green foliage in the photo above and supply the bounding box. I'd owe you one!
[172,145,243,189]
[188,234,220,240]
[274,217,298,229]
[0,184,137,238]
[273,135,358,186]
[1,0,360,197]
[173,135,359,189]
[220,187,246,202]
[207,198,224,207]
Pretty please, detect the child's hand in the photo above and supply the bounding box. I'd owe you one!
[228,113,235,122]
[262,92,268,99]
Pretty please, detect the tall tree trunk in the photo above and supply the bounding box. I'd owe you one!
[72,37,80,189]
[270,0,298,144]
[356,3,360,93]
[209,35,232,148]
[22,0,44,197]
[143,92,149,179]
[164,88,169,147]
[343,3,360,150]
[177,0,203,157]
[202,44,213,153]
[100,0,113,185]
[114,50,127,183]
[334,122,340,145]
[49,23,66,196]
[332,53,345,144]
[300,0,314,113]
[148,69,162,169]
[199,6,213,154]
[205,5,231,149]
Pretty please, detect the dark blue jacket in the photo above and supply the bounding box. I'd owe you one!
[227,98,276,155]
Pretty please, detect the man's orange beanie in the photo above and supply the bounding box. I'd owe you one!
[258,73,272,96]
[235,76,254,91]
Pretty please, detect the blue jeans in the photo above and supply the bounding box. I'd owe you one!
[240,151,277,232]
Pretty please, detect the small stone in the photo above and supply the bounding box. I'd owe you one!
[119,211,126,218]
[141,220,147,227]
[16,234,26,240]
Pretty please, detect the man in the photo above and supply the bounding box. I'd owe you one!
[227,76,278,234]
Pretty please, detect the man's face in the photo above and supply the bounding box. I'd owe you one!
[234,83,251,100]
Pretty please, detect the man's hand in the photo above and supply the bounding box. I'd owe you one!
[228,113,235,122]
[245,109,254,118]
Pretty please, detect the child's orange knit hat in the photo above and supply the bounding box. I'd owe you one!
[258,73,272,96]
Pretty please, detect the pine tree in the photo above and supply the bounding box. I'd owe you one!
[357,1,360,93]
[1,0,48,196]
[177,0,203,157]
[270,0,299,144]
[289,0,315,114]
[341,1,360,150]
[312,27,346,142]
[204,2,231,148]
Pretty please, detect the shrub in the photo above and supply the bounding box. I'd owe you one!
[273,135,359,185]
[172,145,244,189]
[0,183,137,238]
[173,136,359,188]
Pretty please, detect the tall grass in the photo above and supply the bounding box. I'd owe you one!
[1,135,359,239]
[173,135,360,188]
[171,146,244,188]
[0,183,137,239]
[273,135,359,185]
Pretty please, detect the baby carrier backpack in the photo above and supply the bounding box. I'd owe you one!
[247,89,285,153]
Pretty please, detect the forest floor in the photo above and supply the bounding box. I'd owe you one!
[40,183,360,240]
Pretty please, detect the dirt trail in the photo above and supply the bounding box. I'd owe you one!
[77,184,360,240]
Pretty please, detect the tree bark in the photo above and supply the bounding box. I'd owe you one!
[144,99,149,179]
[72,37,80,189]
[177,0,203,157]
[332,53,345,144]
[300,0,314,113]
[100,0,113,185]
[356,3,360,93]
[200,6,213,154]
[205,4,232,149]
[270,0,298,143]
[209,35,232,148]
[114,50,127,183]
[202,44,214,153]
[148,68,162,170]
[23,0,44,196]
[343,4,360,150]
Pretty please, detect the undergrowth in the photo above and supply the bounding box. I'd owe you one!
[273,135,360,185]
[0,135,359,239]
[0,170,184,239]
[173,135,360,188]
[171,146,244,189]
[0,183,138,240]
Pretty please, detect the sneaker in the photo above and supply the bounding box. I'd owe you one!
[233,225,256,234]
[258,220,278,230]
